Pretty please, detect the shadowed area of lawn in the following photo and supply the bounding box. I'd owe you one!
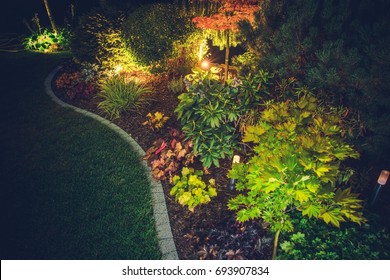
[0,52,161,259]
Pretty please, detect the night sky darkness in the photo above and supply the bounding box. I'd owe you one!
[0,0,170,33]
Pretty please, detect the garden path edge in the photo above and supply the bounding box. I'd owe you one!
[45,66,178,260]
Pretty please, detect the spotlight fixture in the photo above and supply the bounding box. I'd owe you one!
[228,155,240,191]
[370,170,389,207]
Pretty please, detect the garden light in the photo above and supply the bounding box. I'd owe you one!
[228,155,240,191]
[377,170,389,185]
[200,59,210,70]
[370,170,389,207]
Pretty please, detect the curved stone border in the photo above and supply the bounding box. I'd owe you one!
[44,66,178,260]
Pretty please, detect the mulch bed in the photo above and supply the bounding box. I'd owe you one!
[51,62,272,260]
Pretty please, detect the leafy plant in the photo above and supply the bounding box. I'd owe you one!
[239,0,390,166]
[71,7,137,75]
[278,212,390,260]
[170,167,217,212]
[97,76,151,119]
[186,217,268,260]
[228,92,365,259]
[192,0,260,80]
[175,68,240,168]
[142,112,169,131]
[168,76,186,94]
[23,28,71,52]
[55,71,99,100]
[143,129,194,181]
[122,3,196,72]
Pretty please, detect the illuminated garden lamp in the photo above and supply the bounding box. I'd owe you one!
[370,170,389,206]
[200,59,210,71]
[228,155,240,191]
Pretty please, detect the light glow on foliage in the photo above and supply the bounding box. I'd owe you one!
[192,0,260,32]
[201,59,211,70]
[228,93,365,229]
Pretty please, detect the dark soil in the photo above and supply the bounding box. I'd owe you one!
[52,63,271,260]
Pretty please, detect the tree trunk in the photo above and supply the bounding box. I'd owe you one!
[43,0,58,34]
[272,228,281,260]
[224,30,230,83]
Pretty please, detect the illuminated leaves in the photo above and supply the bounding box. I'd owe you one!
[301,204,321,218]
[142,111,169,131]
[229,93,365,235]
[320,209,345,228]
[242,124,266,143]
[192,0,260,32]
[170,167,217,212]
[294,189,310,203]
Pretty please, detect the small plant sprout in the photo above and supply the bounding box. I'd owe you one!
[371,170,389,206]
[143,112,170,131]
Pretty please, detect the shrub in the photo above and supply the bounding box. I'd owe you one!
[170,167,217,212]
[71,9,111,63]
[122,3,197,72]
[23,28,71,52]
[97,76,151,119]
[228,92,365,259]
[175,68,241,168]
[175,67,277,168]
[239,0,390,165]
[278,212,390,260]
[71,8,138,74]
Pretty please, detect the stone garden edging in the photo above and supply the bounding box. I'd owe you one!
[44,66,179,260]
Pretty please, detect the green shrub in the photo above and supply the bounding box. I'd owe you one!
[175,67,278,168]
[239,0,390,166]
[170,167,217,212]
[122,3,197,72]
[71,8,138,74]
[97,76,151,119]
[228,92,365,259]
[23,28,71,52]
[278,212,390,260]
[175,68,241,168]
[71,9,110,63]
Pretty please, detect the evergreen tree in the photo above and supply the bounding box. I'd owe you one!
[238,0,390,166]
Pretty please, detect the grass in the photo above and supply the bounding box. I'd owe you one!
[0,52,161,259]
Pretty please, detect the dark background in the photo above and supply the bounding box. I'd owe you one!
[0,0,172,34]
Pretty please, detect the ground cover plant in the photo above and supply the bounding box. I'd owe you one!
[10,0,390,260]
[278,211,390,260]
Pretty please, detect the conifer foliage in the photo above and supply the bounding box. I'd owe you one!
[238,0,390,165]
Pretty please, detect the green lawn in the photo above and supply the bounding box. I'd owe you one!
[0,52,161,259]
